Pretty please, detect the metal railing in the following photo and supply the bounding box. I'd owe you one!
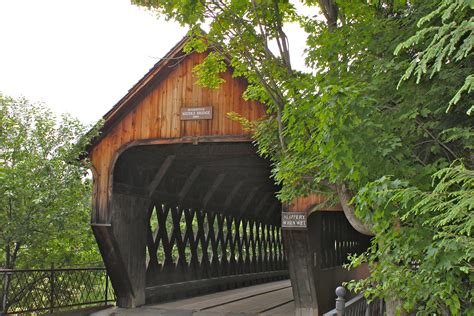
[1,266,114,314]
[323,286,384,316]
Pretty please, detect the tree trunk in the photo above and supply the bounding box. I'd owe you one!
[336,183,373,236]
[318,0,339,30]
[386,299,408,316]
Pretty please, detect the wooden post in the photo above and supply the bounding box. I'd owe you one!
[283,201,319,316]
[1,271,9,315]
[105,272,109,305]
[109,192,149,307]
[49,263,55,313]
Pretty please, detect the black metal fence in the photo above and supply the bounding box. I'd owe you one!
[323,286,384,316]
[1,267,114,314]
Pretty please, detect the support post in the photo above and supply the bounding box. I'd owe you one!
[105,272,109,305]
[49,263,55,314]
[1,271,9,315]
[109,193,149,307]
[283,202,319,316]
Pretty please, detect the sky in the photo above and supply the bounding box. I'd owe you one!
[0,0,311,125]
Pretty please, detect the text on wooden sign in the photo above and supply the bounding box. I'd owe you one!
[282,212,307,229]
[180,107,213,120]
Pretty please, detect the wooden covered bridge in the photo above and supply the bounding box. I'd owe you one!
[87,37,370,315]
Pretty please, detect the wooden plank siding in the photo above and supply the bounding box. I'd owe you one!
[89,51,266,224]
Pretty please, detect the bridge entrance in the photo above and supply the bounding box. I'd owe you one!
[112,142,287,304]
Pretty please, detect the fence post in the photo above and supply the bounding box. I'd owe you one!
[335,286,346,316]
[50,264,55,314]
[105,272,109,305]
[1,271,9,315]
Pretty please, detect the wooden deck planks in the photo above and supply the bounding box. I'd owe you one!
[149,280,294,314]
[205,287,293,314]
[260,300,296,315]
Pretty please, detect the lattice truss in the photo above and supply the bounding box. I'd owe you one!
[145,202,286,286]
[319,212,371,269]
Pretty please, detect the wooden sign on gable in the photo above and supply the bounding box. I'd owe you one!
[180,107,213,120]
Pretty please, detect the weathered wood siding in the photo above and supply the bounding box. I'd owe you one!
[90,52,266,223]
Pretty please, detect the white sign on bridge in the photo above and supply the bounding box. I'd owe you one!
[282,212,307,229]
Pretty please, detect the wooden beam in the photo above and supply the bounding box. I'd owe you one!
[151,190,179,204]
[147,155,176,197]
[224,180,244,210]
[239,186,261,216]
[145,270,289,303]
[254,192,273,217]
[114,182,148,198]
[202,173,226,209]
[178,166,203,203]
[265,200,281,224]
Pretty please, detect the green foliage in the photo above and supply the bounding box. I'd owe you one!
[349,163,474,314]
[192,51,227,88]
[0,95,101,268]
[395,0,474,114]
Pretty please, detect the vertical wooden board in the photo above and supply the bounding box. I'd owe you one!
[158,77,166,137]
[187,58,195,135]
[159,86,165,138]
[224,72,233,135]
[162,73,172,137]
[136,95,145,140]
[197,54,205,136]
[169,64,180,137]
[229,72,239,135]
[172,62,183,137]
[148,89,156,138]
[217,82,223,135]
[208,81,218,135]
[153,87,163,138]
[169,66,177,137]
[198,56,211,135]
[140,93,151,139]
[110,129,121,164]
[232,77,243,135]
[157,82,166,137]
[130,108,138,140]
[216,74,224,135]
[180,58,188,136]
[185,57,197,136]
[121,113,132,145]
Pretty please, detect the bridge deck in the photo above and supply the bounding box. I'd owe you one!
[93,280,294,315]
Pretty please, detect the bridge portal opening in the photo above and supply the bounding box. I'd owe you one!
[112,142,287,304]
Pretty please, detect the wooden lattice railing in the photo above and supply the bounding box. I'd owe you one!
[318,212,370,269]
[144,202,287,302]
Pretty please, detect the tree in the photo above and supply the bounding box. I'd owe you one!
[395,0,474,114]
[0,94,100,269]
[134,0,473,313]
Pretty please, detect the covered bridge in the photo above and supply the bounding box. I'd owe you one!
[87,37,370,315]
